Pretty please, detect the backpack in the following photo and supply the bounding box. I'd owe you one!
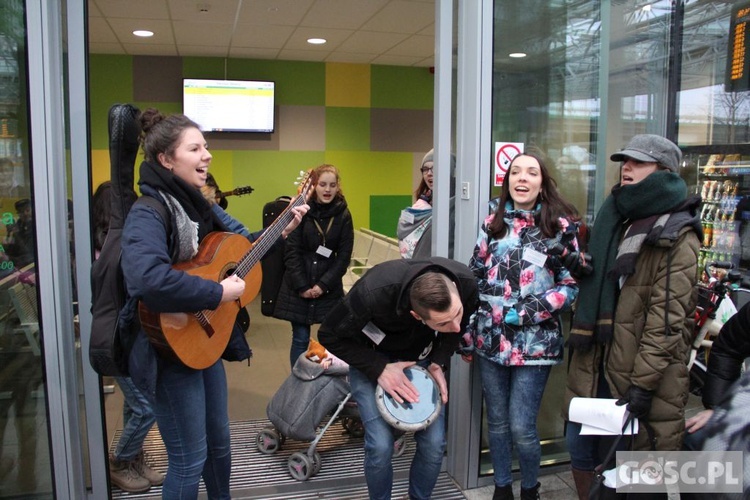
[88,104,170,376]
[260,196,291,316]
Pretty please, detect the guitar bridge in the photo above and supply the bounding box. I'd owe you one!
[195,311,215,338]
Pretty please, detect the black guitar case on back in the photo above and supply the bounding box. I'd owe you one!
[260,196,291,316]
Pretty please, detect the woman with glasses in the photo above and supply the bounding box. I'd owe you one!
[397,149,438,259]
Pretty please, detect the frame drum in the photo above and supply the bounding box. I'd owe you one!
[375,365,442,432]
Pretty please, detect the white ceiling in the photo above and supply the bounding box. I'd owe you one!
[88,0,436,67]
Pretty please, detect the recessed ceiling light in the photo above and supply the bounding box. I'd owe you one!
[133,30,154,37]
[307,38,327,45]
[509,52,526,58]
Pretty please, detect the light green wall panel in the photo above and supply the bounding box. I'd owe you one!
[89,55,133,149]
[323,151,412,231]
[223,151,325,231]
[371,65,434,110]
[325,108,370,151]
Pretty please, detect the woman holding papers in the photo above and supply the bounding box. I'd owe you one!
[463,152,583,500]
[562,135,701,500]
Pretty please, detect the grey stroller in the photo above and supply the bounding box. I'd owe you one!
[255,354,406,480]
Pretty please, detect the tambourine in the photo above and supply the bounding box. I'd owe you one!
[375,365,442,432]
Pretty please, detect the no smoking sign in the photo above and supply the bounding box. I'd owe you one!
[494,142,524,186]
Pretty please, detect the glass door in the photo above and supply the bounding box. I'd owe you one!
[0,0,53,496]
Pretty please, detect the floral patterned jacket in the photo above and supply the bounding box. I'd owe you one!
[464,203,579,366]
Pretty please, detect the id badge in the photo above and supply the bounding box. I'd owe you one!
[362,321,386,345]
[316,245,333,258]
[523,247,548,267]
[401,210,415,224]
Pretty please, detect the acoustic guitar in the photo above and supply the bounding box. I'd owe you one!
[139,171,313,369]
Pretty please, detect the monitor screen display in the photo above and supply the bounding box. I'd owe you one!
[183,78,275,133]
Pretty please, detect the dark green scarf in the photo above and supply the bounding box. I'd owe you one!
[568,171,688,348]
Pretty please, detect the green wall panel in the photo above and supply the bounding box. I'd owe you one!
[370,195,411,237]
[182,57,226,80]
[223,151,325,231]
[323,151,412,231]
[182,58,325,106]
[230,59,325,107]
[89,55,133,149]
[371,65,434,110]
[325,108,370,151]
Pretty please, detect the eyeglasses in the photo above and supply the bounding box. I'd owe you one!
[420,166,434,174]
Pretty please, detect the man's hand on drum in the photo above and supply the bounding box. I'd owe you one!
[428,363,449,404]
[378,361,419,404]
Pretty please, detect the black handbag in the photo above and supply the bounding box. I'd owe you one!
[589,416,635,500]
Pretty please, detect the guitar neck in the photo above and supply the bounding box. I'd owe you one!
[232,195,306,278]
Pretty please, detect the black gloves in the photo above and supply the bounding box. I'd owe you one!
[544,240,593,279]
[616,386,654,420]
[562,251,593,279]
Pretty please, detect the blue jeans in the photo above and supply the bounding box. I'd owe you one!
[477,356,551,489]
[566,365,615,471]
[349,366,446,500]
[154,360,231,500]
[290,321,311,368]
[114,376,155,461]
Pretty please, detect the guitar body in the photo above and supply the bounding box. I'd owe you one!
[139,232,262,369]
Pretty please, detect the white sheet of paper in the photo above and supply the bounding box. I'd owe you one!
[569,397,638,435]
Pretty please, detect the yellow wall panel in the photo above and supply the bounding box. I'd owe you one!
[325,63,370,108]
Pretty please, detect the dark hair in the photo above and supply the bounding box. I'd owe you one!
[487,153,579,239]
[311,164,345,202]
[91,181,112,251]
[14,198,30,211]
[409,272,454,319]
[204,173,228,209]
[139,108,201,164]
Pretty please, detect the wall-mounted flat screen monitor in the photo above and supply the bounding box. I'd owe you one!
[183,78,275,133]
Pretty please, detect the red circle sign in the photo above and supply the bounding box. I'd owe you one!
[495,144,522,184]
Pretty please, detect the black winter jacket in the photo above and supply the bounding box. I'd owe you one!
[273,198,353,324]
[318,257,479,381]
[703,301,750,408]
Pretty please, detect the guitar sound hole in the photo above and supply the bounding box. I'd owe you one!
[221,265,238,281]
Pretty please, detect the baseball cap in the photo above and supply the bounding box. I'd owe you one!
[610,134,682,172]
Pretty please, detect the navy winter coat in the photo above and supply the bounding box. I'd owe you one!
[122,184,258,402]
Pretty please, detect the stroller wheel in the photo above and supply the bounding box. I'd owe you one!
[311,451,322,476]
[256,427,282,454]
[288,452,314,481]
[393,434,407,457]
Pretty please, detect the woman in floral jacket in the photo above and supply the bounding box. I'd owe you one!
[464,152,582,500]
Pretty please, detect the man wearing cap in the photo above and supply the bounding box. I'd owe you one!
[561,134,702,499]
[318,256,478,500]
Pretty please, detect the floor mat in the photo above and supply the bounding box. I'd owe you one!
[110,418,465,499]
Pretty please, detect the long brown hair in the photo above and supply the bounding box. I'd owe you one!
[487,153,579,239]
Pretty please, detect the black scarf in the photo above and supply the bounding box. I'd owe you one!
[568,171,688,349]
[138,160,216,241]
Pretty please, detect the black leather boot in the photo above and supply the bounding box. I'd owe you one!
[520,481,540,500]
[493,483,514,500]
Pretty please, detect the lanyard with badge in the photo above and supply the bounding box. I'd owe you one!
[313,217,334,258]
